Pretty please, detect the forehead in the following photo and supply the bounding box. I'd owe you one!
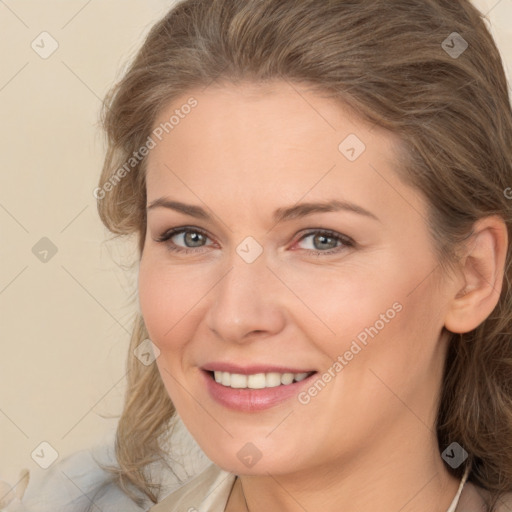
[145,80,426,225]
[151,79,388,146]
[148,81,394,174]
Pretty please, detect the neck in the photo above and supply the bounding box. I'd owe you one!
[227,425,460,512]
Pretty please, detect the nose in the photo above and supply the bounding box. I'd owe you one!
[205,251,287,344]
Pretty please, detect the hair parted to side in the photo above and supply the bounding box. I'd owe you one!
[93,0,512,509]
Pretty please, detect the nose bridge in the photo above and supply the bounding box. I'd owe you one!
[206,248,285,342]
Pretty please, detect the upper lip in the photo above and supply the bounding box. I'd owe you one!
[201,362,317,375]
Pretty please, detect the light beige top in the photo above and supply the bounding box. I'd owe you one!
[151,462,510,512]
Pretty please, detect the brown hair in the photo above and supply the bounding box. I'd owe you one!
[93,0,512,509]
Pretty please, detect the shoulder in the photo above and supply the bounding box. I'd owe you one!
[150,464,236,512]
[7,416,212,512]
[19,444,146,512]
[458,481,512,512]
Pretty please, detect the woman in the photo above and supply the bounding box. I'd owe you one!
[96,0,512,510]
[5,0,511,511]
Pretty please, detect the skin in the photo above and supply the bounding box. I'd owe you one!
[138,80,507,512]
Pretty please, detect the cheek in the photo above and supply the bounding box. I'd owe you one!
[137,253,223,358]
[282,264,403,355]
[310,260,444,378]
[138,256,194,350]
[342,279,446,397]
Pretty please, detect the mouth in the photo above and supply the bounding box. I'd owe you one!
[200,366,319,411]
[204,369,317,389]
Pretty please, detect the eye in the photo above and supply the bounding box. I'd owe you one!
[154,226,214,254]
[154,226,355,257]
[293,229,355,256]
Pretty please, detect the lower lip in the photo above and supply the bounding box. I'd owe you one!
[201,370,317,412]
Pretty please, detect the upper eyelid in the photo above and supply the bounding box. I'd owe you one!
[155,226,213,242]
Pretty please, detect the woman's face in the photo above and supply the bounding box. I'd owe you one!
[139,81,455,476]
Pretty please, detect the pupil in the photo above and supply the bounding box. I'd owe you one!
[186,232,203,247]
[315,234,335,250]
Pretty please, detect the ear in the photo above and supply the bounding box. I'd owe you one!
[444,215,508,334]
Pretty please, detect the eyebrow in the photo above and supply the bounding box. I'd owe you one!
[147,197,380,224]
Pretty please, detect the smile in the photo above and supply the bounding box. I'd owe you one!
[211,370,315,389]
[201,367,319,411]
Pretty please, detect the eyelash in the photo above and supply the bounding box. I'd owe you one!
[154,226,355,257]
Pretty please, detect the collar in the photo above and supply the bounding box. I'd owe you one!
[150,462,478,512]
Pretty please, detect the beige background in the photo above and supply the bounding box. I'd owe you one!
[0,0,511,487]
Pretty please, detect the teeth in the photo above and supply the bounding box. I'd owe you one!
[281,373,294,385]
[212,370,313,389]
[230,373,248,388]
[266,372,282,388]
